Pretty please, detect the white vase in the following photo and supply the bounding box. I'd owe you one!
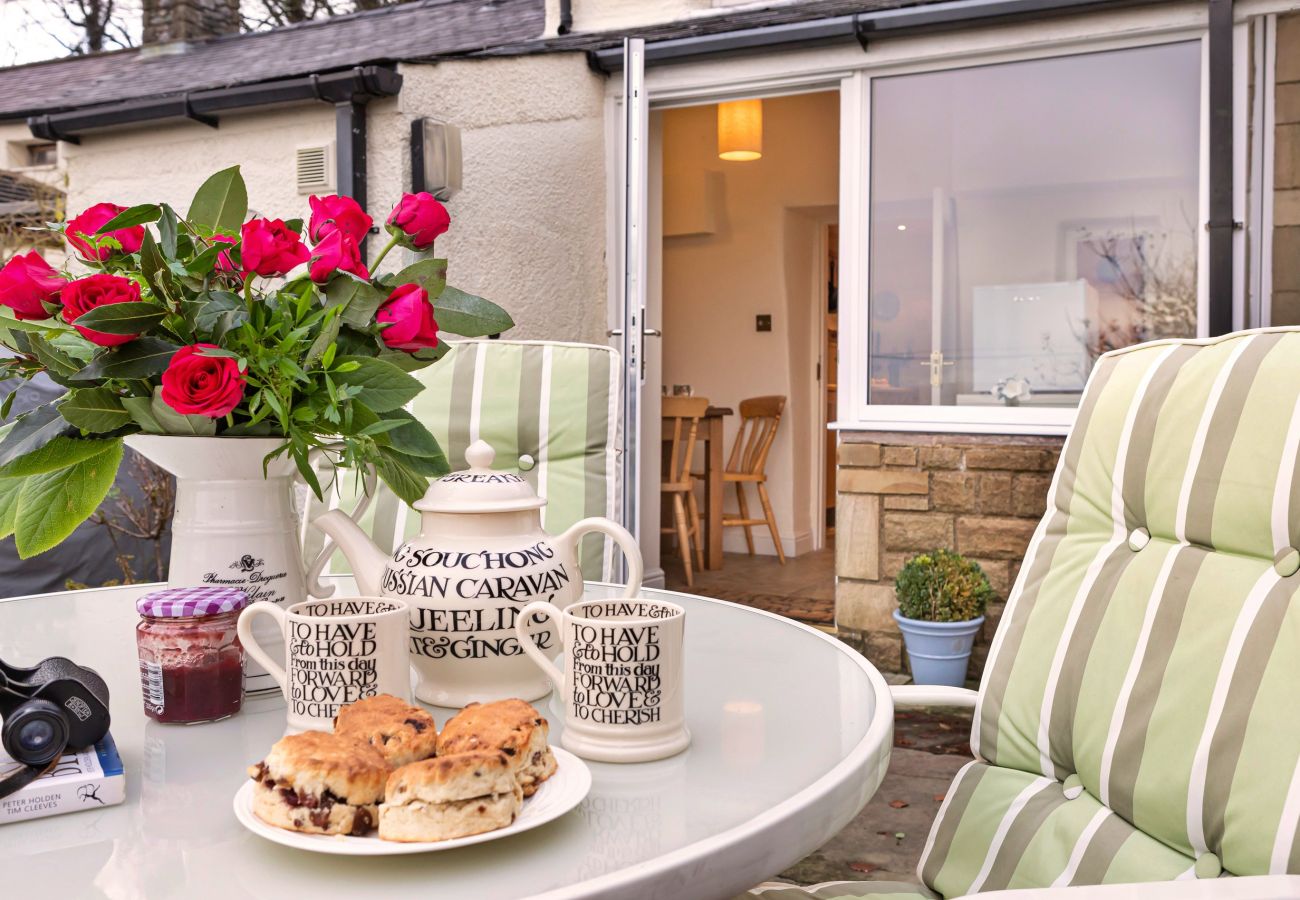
[125,435,333,694]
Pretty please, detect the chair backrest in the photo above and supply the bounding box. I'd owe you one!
[305,340,624,582]
[727,395,785,478]
[662,396,709,489]
[974,328,1300,878]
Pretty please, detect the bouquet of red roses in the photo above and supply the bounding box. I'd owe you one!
[0,166,511,557]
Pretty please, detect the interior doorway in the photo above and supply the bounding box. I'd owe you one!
[649,89,840,625]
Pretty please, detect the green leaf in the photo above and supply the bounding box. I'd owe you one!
[60,388,131,434]
[374,447,429,506]
[384,447,449,478]
[433,286,514,337]
[9,331,80,377]
[305,312,341,366]
[0,404,76,469]
[14,440,123,558]
[159,204,179,257]
[0,309,61,334]
[377,344,448,372]
[0,477,21,539]
[186,291,248,340]
[332,356,422,413]
[326,276,388,330]
[185,243,225,276]
[73,301,166,336]
[121,396,164,434]
[187,166,248,234]
[393,259,448,299]
[139,230,171,302]
[150,388,216,436]
[0,435,116,477]
[380,408,448,463]
[95,204,160,233]
[72,338,179,382]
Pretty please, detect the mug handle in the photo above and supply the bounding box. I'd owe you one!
[554,518,644,598]
[516,601,565,693]
[237,603,288,698]
[302,453,377,599]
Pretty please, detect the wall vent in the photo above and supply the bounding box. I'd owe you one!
[296,143,333,195]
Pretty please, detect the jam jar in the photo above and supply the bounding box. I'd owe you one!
[136,587,248,724]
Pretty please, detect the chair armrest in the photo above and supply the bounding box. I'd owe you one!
[890,684,979,708]
[961,875,1300,899]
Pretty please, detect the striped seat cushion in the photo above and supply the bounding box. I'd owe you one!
[972,330,1300,880]
[745,882,936,899]
[920,762,1193,895]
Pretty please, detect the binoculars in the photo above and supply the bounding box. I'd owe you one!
[0,656,110,771]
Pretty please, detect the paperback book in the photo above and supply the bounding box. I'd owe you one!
[0,733,125,824]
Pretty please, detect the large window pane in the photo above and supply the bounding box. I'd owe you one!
[867,42,1201,408]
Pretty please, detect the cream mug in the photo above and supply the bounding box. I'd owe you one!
[516,596,689,763]
[238,596,411,732]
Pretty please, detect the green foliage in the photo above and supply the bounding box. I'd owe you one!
[894,549,993,623]
[0,165,511,556]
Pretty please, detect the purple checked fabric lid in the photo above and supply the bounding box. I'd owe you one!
[136,586,250,618]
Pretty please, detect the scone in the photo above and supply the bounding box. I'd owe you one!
[436,698,557,797]
[246,731,389,836]
[334,694,438,766]
[379,751,523,842]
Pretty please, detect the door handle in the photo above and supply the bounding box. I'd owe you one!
[608,328,663,337]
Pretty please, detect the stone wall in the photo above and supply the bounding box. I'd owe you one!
[1274,13,1300,325]
[835,431,1064,679]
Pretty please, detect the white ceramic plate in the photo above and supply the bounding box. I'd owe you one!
[233,746,591,856]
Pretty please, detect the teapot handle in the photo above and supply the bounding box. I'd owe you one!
[554,518,644,598]
[302,453,377,599]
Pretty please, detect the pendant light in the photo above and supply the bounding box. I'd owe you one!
[717,99,763,162]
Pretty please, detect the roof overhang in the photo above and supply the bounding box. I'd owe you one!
[27,64,402,144]
[588,0,1164,71]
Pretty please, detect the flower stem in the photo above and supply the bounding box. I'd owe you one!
[368,235,399,273]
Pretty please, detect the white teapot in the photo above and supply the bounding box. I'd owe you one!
[313,440,643,706]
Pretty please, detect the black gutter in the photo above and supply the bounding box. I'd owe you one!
[1206,0,1236,335]
[590,0,1158,71]
[27,65,402,144]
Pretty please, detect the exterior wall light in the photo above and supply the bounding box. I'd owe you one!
[717,99,762,162]
[410,117,462,201]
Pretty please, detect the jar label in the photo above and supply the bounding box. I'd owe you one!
[139,660,165,715]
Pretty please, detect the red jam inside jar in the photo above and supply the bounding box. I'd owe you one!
[136,588,248,724]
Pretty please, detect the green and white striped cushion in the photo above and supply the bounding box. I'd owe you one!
[971,329,1300,880]
[308,340,623,582]
[745,882,936,899]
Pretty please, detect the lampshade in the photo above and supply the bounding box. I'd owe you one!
[718,99,763,162]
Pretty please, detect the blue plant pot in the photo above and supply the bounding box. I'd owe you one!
[893,610,985,687]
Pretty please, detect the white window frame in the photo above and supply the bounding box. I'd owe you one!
[618,0,1274,436]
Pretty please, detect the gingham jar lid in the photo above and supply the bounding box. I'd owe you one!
[136,586,250,618]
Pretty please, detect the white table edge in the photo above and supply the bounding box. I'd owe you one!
[1,579,896,900]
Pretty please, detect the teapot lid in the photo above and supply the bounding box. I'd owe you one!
[414,440,546,513]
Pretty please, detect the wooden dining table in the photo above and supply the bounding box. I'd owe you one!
[662,405,731,571]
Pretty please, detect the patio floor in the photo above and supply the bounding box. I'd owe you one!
[661,541,836,627]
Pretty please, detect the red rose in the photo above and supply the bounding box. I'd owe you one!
[65,203,145,262]
[376,283,439,352]
[0,251,63,320]
[61,274,142,347]
[385,192,449,251]
[240,218,309,277]
[161,344,245,418]
[210,234,239,274]
[308,230,369,284]
[308,195,372,245]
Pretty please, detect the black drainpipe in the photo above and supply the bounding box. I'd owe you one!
[558,0,573,35]
[1207,0,1236,335]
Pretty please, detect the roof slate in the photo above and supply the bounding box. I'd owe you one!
[0,0,545,121]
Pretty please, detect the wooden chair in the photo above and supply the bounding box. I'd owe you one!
[722,395,786,564]
[660,396,708,587]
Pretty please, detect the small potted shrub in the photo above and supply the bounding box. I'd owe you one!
[893,549,993,686]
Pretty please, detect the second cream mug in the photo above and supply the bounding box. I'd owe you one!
[516,596,690,763]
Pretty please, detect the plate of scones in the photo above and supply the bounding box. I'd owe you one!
[234,695,591,855]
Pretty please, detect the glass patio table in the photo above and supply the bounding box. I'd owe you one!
[0,579,893,899]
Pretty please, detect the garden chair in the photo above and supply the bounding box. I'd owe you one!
[302,339,624,583]
[745,329,1300,898]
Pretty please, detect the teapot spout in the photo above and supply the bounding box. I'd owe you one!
[312,510,388,597]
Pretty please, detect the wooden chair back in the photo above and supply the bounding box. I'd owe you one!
[661,397,710,490]
[727,395,786,478]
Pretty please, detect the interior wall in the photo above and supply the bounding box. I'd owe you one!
[659,91,839,558]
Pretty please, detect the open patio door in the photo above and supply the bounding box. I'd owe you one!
[616,38,659,583]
